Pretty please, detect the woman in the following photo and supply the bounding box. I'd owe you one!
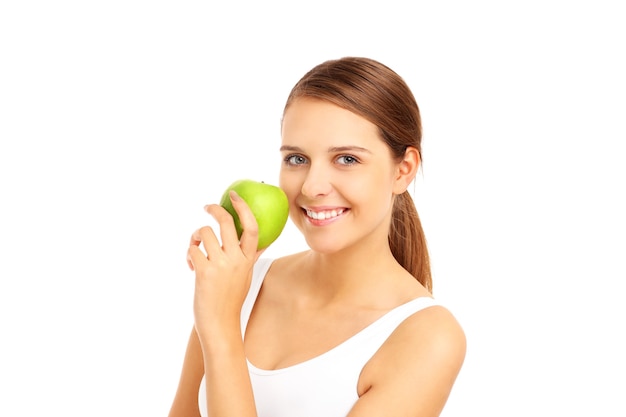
[169,57,466,417]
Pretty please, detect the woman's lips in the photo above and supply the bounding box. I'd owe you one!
[304,208,346,220]
[301,207,349,225]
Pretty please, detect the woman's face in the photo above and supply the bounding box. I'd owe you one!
[279,98,403,254]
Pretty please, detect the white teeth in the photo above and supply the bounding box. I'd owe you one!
[306,208,345,220]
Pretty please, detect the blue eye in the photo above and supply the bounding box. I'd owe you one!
[337,155,359,165]
[284,154,308,165]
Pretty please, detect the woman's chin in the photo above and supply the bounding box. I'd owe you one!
[303,236,349,255]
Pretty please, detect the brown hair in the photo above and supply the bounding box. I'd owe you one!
[283,57,432,292]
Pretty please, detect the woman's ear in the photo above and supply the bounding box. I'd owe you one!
[392,146,420,194]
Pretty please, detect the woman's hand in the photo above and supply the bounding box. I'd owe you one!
[187,191,263,345]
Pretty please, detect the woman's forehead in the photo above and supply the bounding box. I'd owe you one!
[281,99,380,146]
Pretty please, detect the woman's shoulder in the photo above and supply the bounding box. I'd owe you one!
[367,300,466,378]
[358,301,466,402]
[398,302,466,351]
[258,251,310,272]
[253,251,310,290]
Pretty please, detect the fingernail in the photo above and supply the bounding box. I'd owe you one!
[229,190,242,201]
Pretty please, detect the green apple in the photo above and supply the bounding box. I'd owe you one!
[219,179,289,250]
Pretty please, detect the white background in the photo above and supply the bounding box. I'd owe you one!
[1,1,625,416]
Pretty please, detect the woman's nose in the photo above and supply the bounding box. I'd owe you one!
[300,164,332,198]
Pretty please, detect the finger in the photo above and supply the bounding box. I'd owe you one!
[204,204,240,249]
[254,247,266,263]
[186,250,194,270]
[187,244,207,271]
[190,226,221,260]
[228,190,259,257]
[186,237,207,270]
[187,230,202,270]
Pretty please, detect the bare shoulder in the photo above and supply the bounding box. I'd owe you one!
[265,251,311,280]
[354,303,466,416]
[269,250,310,268]
[398,303,466,352]
[372,303,466,375]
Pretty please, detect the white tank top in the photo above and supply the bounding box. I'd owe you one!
[198,258,439,417]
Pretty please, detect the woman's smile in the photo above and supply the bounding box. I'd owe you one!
[302,206,349,225]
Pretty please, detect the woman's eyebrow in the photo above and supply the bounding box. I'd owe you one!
[279,145,302,152]
[328,146,371,154]
[279,145,371,153]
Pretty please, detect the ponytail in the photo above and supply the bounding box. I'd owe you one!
[390,191,432,292]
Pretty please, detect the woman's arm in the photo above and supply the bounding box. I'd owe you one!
[168,326,204,417]
[350,305,467,417]
[187,193,262,417]
[197,320,257,417]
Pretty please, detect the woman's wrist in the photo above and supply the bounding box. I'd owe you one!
[195,318,244,356]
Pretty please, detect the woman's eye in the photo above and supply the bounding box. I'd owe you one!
[337,155,359,165]
[285,154,308,165]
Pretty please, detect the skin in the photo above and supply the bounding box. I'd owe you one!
[168,98,466,417]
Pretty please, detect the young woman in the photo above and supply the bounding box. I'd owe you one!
[168,57,466,417]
